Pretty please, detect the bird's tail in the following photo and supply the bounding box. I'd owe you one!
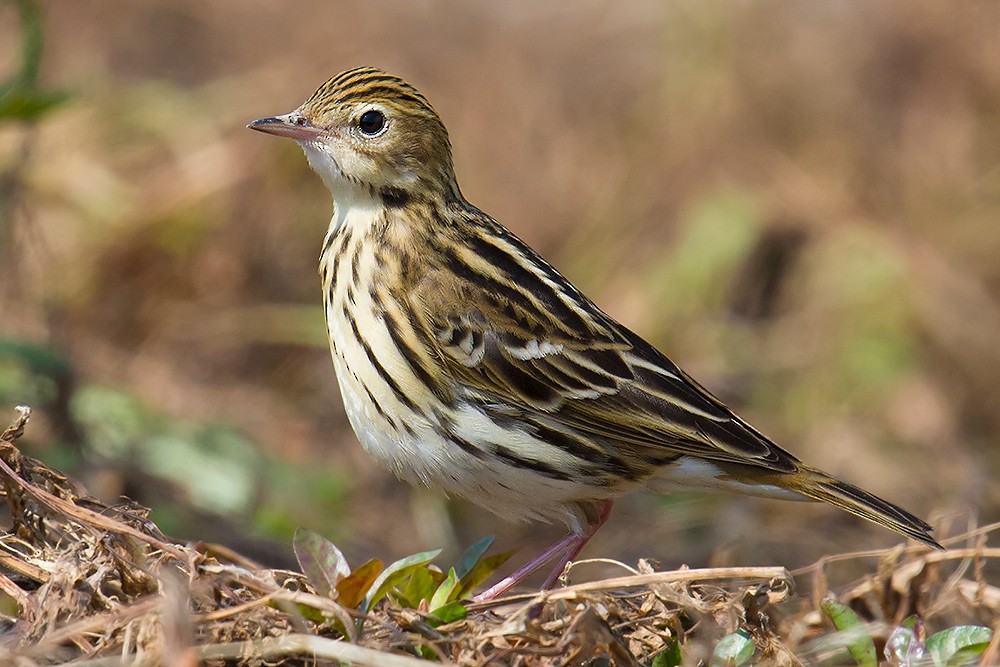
[785,466,942,549]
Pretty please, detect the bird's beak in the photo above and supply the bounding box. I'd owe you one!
[247,112,325,141]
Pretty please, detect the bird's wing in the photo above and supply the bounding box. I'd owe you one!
[410,221,801,475]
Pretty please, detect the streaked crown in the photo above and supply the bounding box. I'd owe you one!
[295,67,459,201]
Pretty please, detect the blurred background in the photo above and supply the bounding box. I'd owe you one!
[1,0,998,584]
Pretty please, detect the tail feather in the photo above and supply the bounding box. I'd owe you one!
[790,468,942,549]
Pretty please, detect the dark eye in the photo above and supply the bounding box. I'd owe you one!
[358,109,386,136]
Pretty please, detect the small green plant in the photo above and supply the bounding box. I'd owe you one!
[885,617,993,667]
[819,598,993,667]
[709,629,755,667]
[292,529,514,630]
[820,597,878,667]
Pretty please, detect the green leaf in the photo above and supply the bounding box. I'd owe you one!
[819,596,877,667]
[335,558,383,609]
[400,565,444,608]
[651,642,683,667]
[457,549,517,599]
[710,630,754,667]
[292,602,328,624]
[430,568,460,610]
[281,599,354,640]
[361,548,441,613]
[428,599,467,626]
[453,535,494,580]
[293,528,350,598]
[926,626,992,667]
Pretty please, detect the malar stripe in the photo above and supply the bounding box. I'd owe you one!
[348,316,419,410]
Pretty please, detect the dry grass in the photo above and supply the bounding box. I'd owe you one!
[2,407,997,665]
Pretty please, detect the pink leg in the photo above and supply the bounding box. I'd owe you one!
[474,500,613,601]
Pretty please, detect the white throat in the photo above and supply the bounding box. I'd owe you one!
[298,141,381,234]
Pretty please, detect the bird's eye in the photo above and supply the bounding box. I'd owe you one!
[358,109,386,136]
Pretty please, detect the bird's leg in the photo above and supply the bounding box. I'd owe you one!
[474,500,613,601]
[539,499,613,590]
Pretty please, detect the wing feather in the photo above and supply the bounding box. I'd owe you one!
[410,227,801,475]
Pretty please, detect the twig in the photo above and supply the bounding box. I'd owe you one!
[66,634,444,667]
[470,566,792,610]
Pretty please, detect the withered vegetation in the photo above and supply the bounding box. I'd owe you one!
[0,407,997,666]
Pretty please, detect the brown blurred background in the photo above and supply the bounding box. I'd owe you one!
[1,1,998,583]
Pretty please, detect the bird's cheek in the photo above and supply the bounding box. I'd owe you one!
[335,151,376,183]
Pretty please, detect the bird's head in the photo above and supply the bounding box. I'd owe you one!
[249,67,459,205]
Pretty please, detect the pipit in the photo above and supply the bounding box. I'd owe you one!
[249,67,939,599]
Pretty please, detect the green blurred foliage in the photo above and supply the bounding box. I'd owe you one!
[0,350,352,544]
[0,339,65,406]
[0,0,67,122]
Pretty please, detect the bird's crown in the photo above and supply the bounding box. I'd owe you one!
[293,67,458,200]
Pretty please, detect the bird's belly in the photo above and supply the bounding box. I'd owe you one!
[326,307,607,529]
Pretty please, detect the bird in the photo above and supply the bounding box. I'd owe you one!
[248,67,940,600]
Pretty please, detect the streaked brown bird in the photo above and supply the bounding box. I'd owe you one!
[249,67,940,599]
